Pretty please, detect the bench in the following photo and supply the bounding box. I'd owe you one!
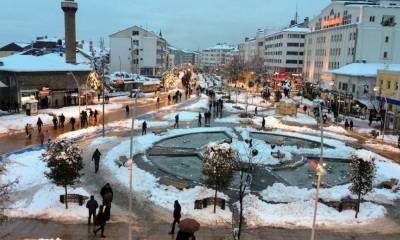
[115,156,129,168]
[152,128,168,135]
[160,177,190,190]
[60,194,88,206]
[194,197,226,210]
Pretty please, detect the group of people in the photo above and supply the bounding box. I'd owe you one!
[198,111,212,127]
[344,119,354,131]
[169,90,183,104]
[168,200,196,240]
[86,183,114,238]
[80,109,99,128]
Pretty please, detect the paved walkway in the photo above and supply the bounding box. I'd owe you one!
[1,219,399,240]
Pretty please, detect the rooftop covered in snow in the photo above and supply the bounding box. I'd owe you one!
[0,52,92,73]
[329,63,400,77]
[204,43,237,51]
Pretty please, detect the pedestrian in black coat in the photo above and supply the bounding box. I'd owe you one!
[344,119,349,130]
[94,110,98,124]
[52,116,58,130]
[93,205,106,238]
[100,183,113,206]
[350,120,354,131]
[142,121,147,135]
[174,114,179,128]
[86,195,98,225]
[37,117,43,133]
[92,149,101,173]
[168,200,181,234]
[262,117,266,129]
[176,230,195,240]
[59,114,65,127]
[70,117,76,131]
[125,105,130,116]
[198,112,202,127]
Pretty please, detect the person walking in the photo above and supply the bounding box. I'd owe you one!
[37,117,43,133]
[174,114,179,128]
[94,110,98,124]
[156,97,160,108]
[52,116,58,130]
[198,112,202,127]
[142,121,147,135]
[70,117,76,131]
[26,124,33,139]
[398,135,400,148]
[255,106,258,115]
[350,120,354,131]
[59,114,65,128]
[93,205,106,238]
[344,119,349,130]
[92,148,102,173]
[262,117,266,129]
[168,94,171,104]
[100,183,113,207]
[168,200,181,234]
[125,105,130,116]
[86,195,98,225]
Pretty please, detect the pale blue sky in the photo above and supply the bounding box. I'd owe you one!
[0,0,329,50]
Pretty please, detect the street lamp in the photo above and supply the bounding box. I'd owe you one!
[310,101,326,240]
[374,86,388,141]
[67,72,81,117]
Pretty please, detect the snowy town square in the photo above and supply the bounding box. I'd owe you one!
[1,0,400,240]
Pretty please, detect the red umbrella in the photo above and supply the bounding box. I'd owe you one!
[178,218,200,233]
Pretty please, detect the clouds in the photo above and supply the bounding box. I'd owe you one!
[0,0,329,50]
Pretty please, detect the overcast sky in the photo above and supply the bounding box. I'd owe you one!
[0,0,329,50]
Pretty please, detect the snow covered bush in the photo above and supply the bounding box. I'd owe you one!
[349,154,375,218]
[42,140,83,209]
[203,142,239,213]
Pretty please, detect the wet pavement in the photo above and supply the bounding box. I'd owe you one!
[1,219,399,240]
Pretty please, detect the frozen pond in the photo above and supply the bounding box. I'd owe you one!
[150,155,205,181]
[251,132,334,149]
[274,159,350,188]
[155,132,230,149]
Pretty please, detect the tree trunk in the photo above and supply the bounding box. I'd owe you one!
[214,183,217,214]
[356,190,361,218]
[238,192,243,240]
[64,185,68,209]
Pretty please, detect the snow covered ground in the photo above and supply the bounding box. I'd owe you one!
[3,149,89,222]
[40,103,123,118]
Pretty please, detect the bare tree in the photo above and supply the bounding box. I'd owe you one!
[225,56,246,84]
[0,164,17,224]
[233,139,258,240]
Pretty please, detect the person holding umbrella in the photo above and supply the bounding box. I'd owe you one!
[168,200,181,234]
[177,218,200,240]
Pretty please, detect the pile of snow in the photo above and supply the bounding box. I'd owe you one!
[90,136,118,146]
[281,114,317,125]
[181,94,209,111]
[242,194,386,228]
[164,111,199,122]
[4,149,89,222]
[0,114,53,135]
[40,103,123,118]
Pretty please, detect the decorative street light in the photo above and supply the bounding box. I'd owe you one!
[66,72,81,117]
[374,86,388,141]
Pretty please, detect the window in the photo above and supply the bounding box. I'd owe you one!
[369,16,375,22]
[384,52,388,58]
[286,60,298,64]
[352,84,356,93]
[387,80,391,89]
[132,31,139,36]
[382,15,396,26]
[132,40,139,45]
[287,43,299,47]
[339,82,342,89]
[342,83,348,91]
[385,36,389,43]
[287,51,299,55]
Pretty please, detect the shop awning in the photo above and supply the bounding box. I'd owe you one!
[355,99,378,110]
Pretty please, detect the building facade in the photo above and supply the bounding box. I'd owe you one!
[303,0,400,87]
[376,69,400,129]
[168,47,200,67]
[200,43,238,70]
[264,25,310,74]
[109,26,168,77]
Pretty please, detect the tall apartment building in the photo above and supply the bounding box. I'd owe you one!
[109,26,168,77]
[200,43,238,70]
[238,29,265,63]
[264,24,310,74]
[303,0,400,87]
[169,47,200,66]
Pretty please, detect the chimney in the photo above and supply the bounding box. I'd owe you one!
[61,0,78,64]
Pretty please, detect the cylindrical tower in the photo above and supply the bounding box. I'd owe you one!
[61,0,78,64]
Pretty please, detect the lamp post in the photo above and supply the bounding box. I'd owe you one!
[67,72,81,117]
[374,86,388,141]
[310,101,325,240]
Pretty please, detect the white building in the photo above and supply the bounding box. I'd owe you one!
[239,38,257,63]
[109,26,168,77]
[200,43,238,70]
[303,0,400,87]
[264,25,310,74]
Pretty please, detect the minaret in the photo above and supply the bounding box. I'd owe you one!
[61,0,78,64]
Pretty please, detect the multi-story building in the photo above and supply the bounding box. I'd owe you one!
[200,43,238,70]
[376,68,400,129]
[303,0,400,87]
[109,26,168,77]
[238,29,266,64]
[169,47,200,67]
